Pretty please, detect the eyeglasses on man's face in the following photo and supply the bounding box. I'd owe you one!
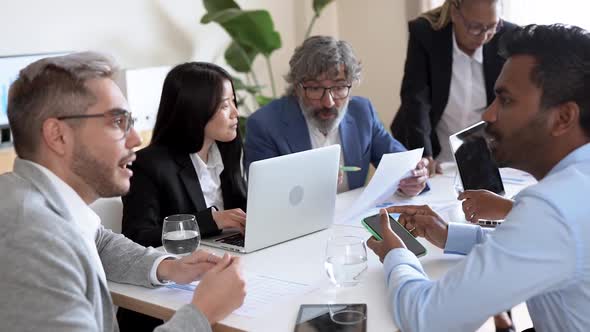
[57,109,135,140]
[299,83,352,100]
[454,5,503,37]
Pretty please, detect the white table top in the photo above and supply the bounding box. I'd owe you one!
[108,165,535,331]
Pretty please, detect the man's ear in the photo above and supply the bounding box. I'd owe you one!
[41,118,70,156]
[551,101,580,137]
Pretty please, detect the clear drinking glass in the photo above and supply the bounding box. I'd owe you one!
[324,236,368,287]
[162,214,200,255]
[328,304,366,325]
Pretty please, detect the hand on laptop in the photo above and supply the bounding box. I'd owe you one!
[458,190,514,222]
[156,249,221,285]
[398,158,429,196]
[213,208,247,234]
[192,254,246,324]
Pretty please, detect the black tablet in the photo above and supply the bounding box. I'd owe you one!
[449,121,505,195]
[294,304,367,332]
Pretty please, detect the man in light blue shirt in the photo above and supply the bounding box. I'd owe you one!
[367,24,590,332]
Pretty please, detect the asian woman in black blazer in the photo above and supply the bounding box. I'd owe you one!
[118,62,248,331]
[391,0,517,175]
[121,62,247,249]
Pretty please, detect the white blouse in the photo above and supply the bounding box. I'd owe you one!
[436,31,488,162]
[189,143,225,210]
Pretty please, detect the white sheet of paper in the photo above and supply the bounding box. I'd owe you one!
[335,148,423,225]
[165,274,314,318]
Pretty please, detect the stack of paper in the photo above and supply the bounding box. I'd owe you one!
[335,148,423,225]
[166,274,314,318]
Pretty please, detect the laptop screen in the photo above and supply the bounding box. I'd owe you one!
[450,121,505,195]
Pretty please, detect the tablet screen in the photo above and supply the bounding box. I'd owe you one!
[450,121,505,195]
[294,304,367,332]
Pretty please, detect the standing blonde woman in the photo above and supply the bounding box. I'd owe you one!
[391,0,516,175]
[390,1,517,331]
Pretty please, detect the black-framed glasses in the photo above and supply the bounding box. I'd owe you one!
[57,109,135,140]
[299,83,352,100]
[454,5,503,37]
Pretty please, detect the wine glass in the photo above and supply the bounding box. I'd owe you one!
[324,236,368,287]
[162,214,200,255]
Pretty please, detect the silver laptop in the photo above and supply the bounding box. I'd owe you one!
[201,145,340,253]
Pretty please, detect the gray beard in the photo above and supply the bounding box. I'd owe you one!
[298,98,349,135]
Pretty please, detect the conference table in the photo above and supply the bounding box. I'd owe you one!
[108,164,534,332]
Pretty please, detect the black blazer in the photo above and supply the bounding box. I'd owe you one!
[391,18,517,158]
[122,144,247,248]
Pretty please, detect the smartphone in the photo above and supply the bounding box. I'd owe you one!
[362,213,427,257]
[294,303,367,332]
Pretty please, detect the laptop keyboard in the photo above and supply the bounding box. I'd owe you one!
[216,233,245,247]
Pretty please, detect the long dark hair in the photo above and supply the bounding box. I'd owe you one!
[151,62,246,196]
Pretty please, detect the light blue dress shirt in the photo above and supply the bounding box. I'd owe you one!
[382,143,590,332]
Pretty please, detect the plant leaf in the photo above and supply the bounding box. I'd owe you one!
[201,8,244,24]
[255,95,274,107]
[202,0,239,14]
[224,41,258,73]
[313,0,335,16]
[201,8,281,56]
[232,76,263,94]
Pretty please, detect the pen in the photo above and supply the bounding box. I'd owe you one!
[340,166,361,172]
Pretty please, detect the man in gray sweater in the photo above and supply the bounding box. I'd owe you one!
[0,52,246,331]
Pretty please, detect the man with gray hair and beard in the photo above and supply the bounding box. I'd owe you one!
[245,35,429,195]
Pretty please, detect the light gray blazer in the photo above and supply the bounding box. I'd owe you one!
[0,159,211,332]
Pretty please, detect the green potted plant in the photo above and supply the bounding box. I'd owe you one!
[201,0,335,115]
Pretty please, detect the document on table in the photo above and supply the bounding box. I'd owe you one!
[335,148,423,225]
[166,274,314,317]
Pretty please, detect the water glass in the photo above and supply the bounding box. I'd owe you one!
[324,236,368,287]
[328,304,366,325]
[162,214,200,255]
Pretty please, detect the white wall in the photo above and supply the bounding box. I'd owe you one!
[503,0,590,31]
[0,0,343,110]
[0,0,409,128]
[337,0,409,128]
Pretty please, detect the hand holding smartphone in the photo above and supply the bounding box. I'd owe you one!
[362,213,427,257]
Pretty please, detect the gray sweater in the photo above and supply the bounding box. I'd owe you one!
[0,159,212,332]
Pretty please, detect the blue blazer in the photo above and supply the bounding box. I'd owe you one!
[244,96,407,190]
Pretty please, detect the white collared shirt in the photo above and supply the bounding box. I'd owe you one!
[190,142,225,210]
[302,116,349,193]
[29,162,108,284]
[436,31,487,162]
